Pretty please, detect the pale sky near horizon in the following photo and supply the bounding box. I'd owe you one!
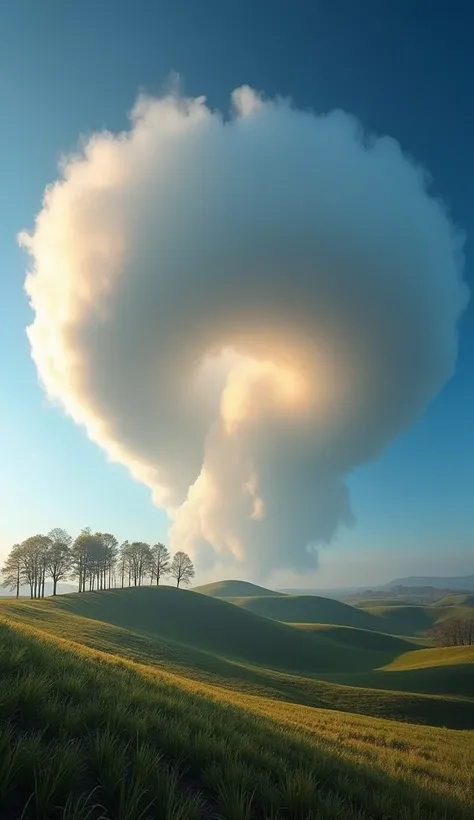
[0,1,473,589]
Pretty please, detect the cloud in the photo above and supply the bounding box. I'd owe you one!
[20,86,468,577]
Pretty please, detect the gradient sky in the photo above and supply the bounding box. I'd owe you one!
[0,0,473,587]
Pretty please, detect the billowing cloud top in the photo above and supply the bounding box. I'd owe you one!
[21,86,468,577]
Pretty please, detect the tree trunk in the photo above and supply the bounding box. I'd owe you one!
[53,577,57,596]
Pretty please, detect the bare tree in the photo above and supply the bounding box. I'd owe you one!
[96,533,119,589]
[118,541,130,588]
[46,528,72,595]
[128,542,152,586]
[150,543,170,585]
[1,544,22,598]
[169,551,195,588]
[70,529,96,592]
[20,535,51,598]
[430,617,474,646]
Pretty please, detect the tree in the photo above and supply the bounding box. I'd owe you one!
[95,533,119,589]
[169,551,195,588]
[46,528,72,595]
[128,542,152,586]
[118,541,130,588]
[20,535,51,598]
[150,543,170,585]
[430,617,474,646]
[1,544,22,598]
[70,529,96,593]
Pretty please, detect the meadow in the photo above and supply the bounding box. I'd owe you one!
[0,583,473,819]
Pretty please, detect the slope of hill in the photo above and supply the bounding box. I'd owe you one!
[290,622,416,653]
[330,645,474,699]
[1,618,473,820]
[2,586,409,676]
[389,574,474,590]
[433,593,474,607]
[225,593,387,630]
[193,579,283,597]
[361,603,474,636]
[194,583,474,638]
[6,595,472,728]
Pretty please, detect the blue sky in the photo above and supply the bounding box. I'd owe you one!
[0,1,472,586]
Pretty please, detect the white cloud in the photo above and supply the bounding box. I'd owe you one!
[20,86,469,577]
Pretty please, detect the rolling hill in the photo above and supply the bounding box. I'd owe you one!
[194,581,474,637]
[329,645,474,699]
[221,592,398,631]
[1,585,473,819]
[360,603,474,635]
[433,593,474,607]
[193,578,283,597]
[1,585,409,676]
[1,615,473,820]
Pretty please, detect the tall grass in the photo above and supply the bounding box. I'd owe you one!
[0,620,473,819]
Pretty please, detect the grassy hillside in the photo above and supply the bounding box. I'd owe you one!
[323,645,474,699]
[1,615,473,819]
[290,622,416,652]
[225,593,384,629]
[2,591,473,729]
[50,586,389,674]
[384,644,474,671]
[361,603,474,635]
[193,579,283,597]
[433,593,474,607]
[222,591,474,637]
[0,587,420,679]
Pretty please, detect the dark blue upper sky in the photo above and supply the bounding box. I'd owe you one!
[0,1,472,585]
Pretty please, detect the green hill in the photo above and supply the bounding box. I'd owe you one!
[5,585,410,676]
[433,593,474,607]
[193,578,283,597]
[330,645,474,699]
[226,593,385,630]
[290,622,416,653]
[1,619,473,820]
[361,603,474,635]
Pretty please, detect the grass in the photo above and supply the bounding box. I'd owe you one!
[193,580,283,598]
[1,618,473,820]
[220,592,474,638]
[384,645,474,671]
[223,594,383,630]
[1,591,473,727]
[0,587,413,675]
[360,604,474,636]
[1,586,474,819]
[433,594,474,608]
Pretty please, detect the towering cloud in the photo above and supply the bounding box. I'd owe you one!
[21,86,468,576]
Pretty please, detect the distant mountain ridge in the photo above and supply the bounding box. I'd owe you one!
[389,575,474,591]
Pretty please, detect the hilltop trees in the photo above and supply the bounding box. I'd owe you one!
[1,544,22,598]
[170,551,195,588]
[1,530,195,596]
[46,528,73,595]
[20,535,52,598]
[151,542,170,585]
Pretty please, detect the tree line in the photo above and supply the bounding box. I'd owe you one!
[0,528,195,598]
[429,617,474,647]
